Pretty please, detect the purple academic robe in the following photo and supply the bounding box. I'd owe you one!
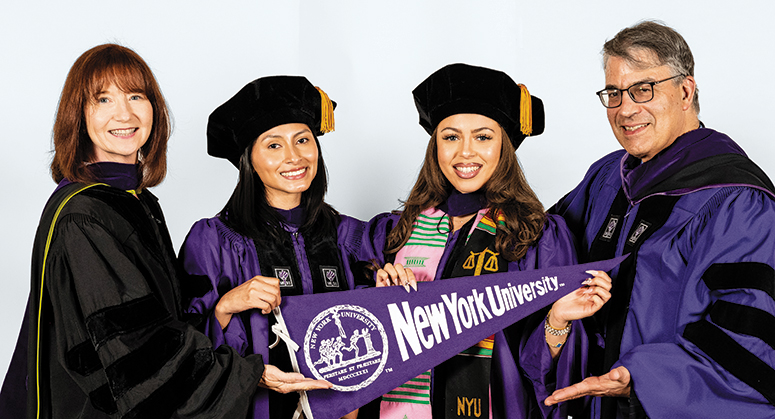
[363,211,581,419]
[551,128,775,418]
[179,214,367,419]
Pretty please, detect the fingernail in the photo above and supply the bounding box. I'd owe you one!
[411,282,418,291]
[404,284,411,293]
[585,270,598,275]
[582,279,592,285]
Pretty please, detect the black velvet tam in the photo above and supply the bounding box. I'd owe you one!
[412,63,544,149]
[207,76,336,167]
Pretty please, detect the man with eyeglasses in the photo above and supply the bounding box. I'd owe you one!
[544,21,775,418]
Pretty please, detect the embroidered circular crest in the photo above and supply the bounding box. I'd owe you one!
[304,304,388,391]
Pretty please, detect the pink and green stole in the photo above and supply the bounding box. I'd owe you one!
[380,207,505,419]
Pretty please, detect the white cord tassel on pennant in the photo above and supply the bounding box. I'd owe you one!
[272,307,315,419]
[292,403,304,419]
[270,323,299,352]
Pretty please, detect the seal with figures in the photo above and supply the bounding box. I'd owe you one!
[304,304,389,391]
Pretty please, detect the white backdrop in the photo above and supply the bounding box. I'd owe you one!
[2,0,773,380]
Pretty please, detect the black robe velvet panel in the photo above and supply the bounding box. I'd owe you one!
[28,183,264,419]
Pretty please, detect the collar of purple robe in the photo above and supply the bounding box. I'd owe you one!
[275,205,306,228]
[438,189,487,217]
[55,162,141,194]
[88,162,141,190]
[620,127,746,203]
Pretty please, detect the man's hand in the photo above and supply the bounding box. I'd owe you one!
[544,366,631,406]
[258,364,332,394]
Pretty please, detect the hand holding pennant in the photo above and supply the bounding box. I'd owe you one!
[274,255,628,419]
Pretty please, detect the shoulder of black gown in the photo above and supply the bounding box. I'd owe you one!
[28,183,265,419]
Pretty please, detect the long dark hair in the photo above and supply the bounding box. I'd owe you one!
[219,136,339,244]
[387,128,545,262]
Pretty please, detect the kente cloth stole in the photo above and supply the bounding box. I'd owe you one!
[380,208,504,419]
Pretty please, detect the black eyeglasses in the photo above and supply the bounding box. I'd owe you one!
[596,74,685,108]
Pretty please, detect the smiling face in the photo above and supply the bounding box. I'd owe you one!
[86,83,153,164]
[251,123,318,209]
[436,113,502,194]
[604,50,697,163]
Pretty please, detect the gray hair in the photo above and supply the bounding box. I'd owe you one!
[603,20,700,114]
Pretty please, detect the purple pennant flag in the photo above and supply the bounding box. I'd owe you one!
[274,255,627,419]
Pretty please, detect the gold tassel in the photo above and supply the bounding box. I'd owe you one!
[316,86,335,134]
[517,84,532,136]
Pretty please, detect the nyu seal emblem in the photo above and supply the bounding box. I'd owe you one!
[304,305,388,391]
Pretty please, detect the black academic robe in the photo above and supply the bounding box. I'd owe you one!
[28,182,263,418]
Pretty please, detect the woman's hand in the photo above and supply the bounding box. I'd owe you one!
[545,270,612,357]
[258,364,332,393]
[375,263,417,291]
[550,270,612,325]
[214,275,281,329]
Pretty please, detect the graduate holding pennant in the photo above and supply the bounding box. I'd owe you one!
[179,76,369,419]
[364,63,614,419]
